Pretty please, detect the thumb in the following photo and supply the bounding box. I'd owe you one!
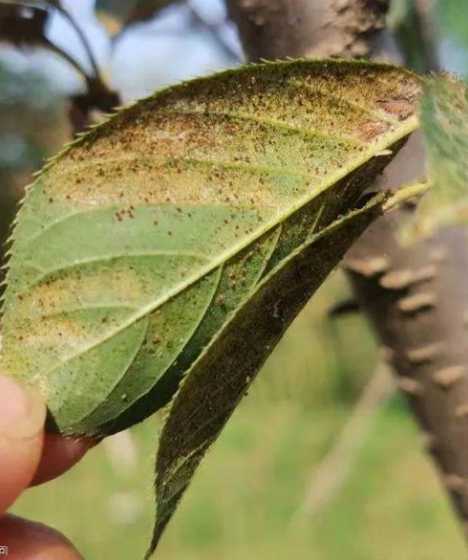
[0,375,46,513]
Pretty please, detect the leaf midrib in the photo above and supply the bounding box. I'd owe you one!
[13,115,418,373]
[157,108,366,147]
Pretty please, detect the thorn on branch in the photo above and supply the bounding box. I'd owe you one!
[406,342,442,365]
[379,265,436,290]
[432,366,465,389]
[397,292,437,314]
[397,376,424,396]
[344,255,390,278]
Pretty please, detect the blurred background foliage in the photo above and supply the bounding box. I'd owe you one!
[0,62,66,287]
[438,0,468,53]
[0,0,467,558]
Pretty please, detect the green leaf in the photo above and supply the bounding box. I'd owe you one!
[0,59,419,442]
[149,193,386,556]
[439,0,468,53]
[422,77,468,198]
[414,76,468,235]
[388,0,438,74]
[95,0,181,36]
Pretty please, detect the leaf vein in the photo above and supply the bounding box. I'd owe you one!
[13,116,418,377]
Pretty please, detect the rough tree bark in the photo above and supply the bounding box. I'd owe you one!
[227,0,468,537]
[227,0,389,61]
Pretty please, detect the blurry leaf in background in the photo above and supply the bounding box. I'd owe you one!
[418,76,468,228]
[0,62,66,292]
[0,2,48,46]
[388,0,440,72]
[0,63,64,171]
[95,0,182,36]
[438,0,468,52]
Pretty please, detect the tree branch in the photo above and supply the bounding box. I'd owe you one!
[346,220,468,536]
[226,0,389,61]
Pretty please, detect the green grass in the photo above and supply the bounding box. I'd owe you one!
[12,274,467,559]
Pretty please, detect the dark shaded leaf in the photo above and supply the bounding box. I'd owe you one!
[149,193,387,555]
[0,3,48,46]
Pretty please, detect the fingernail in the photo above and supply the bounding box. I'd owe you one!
[0,375,46,440]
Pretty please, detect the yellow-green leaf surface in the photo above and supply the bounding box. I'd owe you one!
[0,60,419,440]
[411,76,468,237]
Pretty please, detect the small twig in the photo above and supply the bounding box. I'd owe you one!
[39,35,120,135]
[41,36,91,82]
[188,3,241,63]
[292,361,395,521]
[54,3,101,79]
[37,5,121,133]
